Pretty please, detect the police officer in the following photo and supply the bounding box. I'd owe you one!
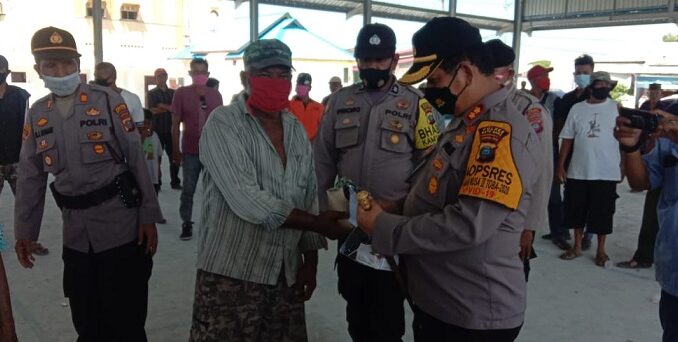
[314,23,442,341]
[487,39,553,281]
[14,27,163,341]
[358,17,543,341]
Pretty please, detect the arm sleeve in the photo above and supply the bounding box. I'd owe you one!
[642,139,666,190]
[525,105,553,230]
[372,136,538,256]
[170,89,182,120]
[298,143,327,251]
[148,90,160,109]
[107,93,164,224]
[313,95,340,211]
[559,107,576,139]
[14,117,48,241]
[198,111,294,231]
[130,94,145,124]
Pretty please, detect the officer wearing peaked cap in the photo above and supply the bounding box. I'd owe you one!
[314,23,443,341]
[357,17,544,341]
[14,26,164,341]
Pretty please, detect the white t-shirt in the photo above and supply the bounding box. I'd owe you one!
[120,89,144,124]
[559,99,621,181]
[142,132,162,185]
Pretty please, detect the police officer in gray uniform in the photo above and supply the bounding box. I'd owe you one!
[314,23,442,341]
[358,18,544,342]
[487,39,553,281]
[14,26,163,341]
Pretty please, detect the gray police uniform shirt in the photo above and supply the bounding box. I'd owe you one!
[372,86,544,330]
[15,84,164,253]
[512,88,553,231]
[314,79,443,211]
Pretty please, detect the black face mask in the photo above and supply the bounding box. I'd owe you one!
[359,68,391,89]
[423,66,468,114]
[591,87,610,100]
[94,78,110,87]
[0,72,7,85]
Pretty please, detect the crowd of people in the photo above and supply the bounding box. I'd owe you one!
[0,15,677,342]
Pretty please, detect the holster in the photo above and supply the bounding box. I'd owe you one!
[50,171,142,210]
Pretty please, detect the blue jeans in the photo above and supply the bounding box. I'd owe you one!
[661,290,678,342]
[180,154,202,224]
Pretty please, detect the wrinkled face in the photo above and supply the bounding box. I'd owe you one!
[242,65,292,94]
[35,58,79,78]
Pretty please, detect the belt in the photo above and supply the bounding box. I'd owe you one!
[49,171,136,210]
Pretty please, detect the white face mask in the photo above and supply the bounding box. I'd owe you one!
[42,72,81,96]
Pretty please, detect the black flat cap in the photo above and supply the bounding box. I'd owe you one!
[354,23,396,59]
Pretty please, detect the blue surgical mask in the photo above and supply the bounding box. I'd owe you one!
[574,74,591,89]
[42,72,81,96]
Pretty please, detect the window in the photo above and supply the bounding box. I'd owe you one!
[85,1,110,19]
[120,3,139,20]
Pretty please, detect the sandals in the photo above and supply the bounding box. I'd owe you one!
[560,250,582,260]
[30,242,49,256]
[595,253,610,267]
[616,260,652,269]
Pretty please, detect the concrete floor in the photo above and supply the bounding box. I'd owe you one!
[0,164,663,342]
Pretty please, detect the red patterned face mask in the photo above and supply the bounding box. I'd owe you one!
[246,76,292,113]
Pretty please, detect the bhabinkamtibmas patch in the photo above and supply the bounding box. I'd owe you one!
[458,120,522,210]
[414,98,440,149]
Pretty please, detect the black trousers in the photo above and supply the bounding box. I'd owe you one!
[632,187,661,263]
[413,307,522,342]
[157,132,180,186]
[337,255,405,342]
[63,241,153,342]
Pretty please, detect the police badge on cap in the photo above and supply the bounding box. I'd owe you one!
[31,26,81,60]
[354,23,396,59]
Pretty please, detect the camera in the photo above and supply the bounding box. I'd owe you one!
[619,108,659,132]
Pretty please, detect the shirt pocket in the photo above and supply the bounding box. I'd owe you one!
[334,114,360,149]
[380,118,413,154]
[78,128,116,164]
[413,151,452,209]
[35,134,62,173]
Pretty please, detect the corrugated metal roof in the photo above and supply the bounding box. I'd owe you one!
[238,0,513,31]
[522,0,677,31]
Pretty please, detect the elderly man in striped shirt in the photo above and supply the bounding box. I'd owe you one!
[189,39,350,341]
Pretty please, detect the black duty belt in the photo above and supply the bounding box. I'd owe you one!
[50,171,141,210]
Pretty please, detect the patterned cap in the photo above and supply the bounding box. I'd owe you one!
[243,39,293,70]
[31,26,81,60]
[297,73,312,85]
[591,71,612,84]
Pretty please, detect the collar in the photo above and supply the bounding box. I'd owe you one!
[353,75,400,96]
[460,86,509,127]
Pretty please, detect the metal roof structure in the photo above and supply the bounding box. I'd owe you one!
[225,13,356,61]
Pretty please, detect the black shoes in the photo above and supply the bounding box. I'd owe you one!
[180,222,193,241]
[171,183,183,190]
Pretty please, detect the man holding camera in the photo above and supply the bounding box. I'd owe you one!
[557,71,621,266]
[615,107,678,342]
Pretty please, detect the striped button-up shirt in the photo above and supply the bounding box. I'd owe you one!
[197,96,326,286]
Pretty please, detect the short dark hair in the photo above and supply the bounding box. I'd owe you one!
[439,43,494,76]
[206,77,219,88]
[574,54,594,68]
[95,62,117,78]
[190,58,208,70]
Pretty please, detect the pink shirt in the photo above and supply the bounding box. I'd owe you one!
[171,86,223,154]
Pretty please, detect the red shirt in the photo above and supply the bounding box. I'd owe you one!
[171,85,223,154]
[288,97,324,142]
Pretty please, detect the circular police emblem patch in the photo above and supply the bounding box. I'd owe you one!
[369,34,381,45]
